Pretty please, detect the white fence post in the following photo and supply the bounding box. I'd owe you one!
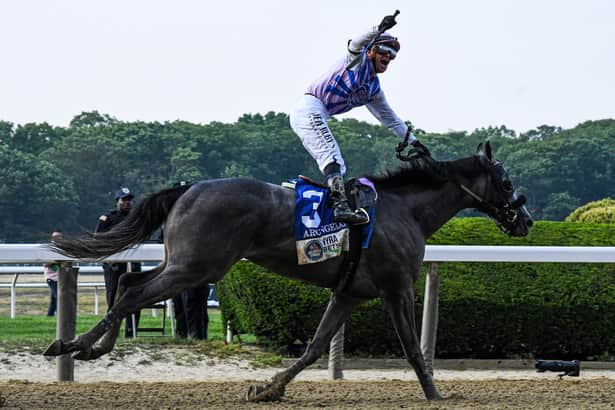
[226,320,233,343]
[420,263,440,376]
[10,274,19,318]
[168,299,175,337]
[94,286,99,315]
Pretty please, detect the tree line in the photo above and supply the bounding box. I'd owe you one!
[1,111,614,242]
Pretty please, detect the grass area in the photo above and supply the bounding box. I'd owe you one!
[0,311,280,366]
[1,311,243,351]
[0,283,282,366]
[0,288,281,366]
[0,286,105,317]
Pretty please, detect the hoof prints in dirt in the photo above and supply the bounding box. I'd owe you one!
[1,379,615,409]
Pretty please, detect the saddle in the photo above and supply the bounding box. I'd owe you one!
[284,175,377,293]
[287,175,377,218]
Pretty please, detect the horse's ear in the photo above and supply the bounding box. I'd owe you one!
[485,141,494,161]
[476,142,484,156]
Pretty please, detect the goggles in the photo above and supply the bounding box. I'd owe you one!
[374,44,398,59]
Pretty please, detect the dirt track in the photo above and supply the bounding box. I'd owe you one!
[1,378,614,409]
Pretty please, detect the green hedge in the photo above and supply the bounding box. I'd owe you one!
[218,218,615,359]
[218,261,328,350]
[566,198,615,223]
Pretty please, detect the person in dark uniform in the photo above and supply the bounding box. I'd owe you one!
[160,181,209,340]
[95,186,142,337]
[43,231,62,316]
[173,286,209,340]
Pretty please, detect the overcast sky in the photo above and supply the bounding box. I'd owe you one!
[1,0,613,134]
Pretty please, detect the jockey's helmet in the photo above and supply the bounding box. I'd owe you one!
[373,33,400,52]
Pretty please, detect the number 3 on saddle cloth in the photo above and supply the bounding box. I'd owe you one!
[284,175,377,266]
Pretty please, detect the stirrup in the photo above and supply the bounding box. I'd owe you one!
[334,206,369,225]
[353,208,370,225]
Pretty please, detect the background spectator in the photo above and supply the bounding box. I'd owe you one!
[43,230,62,316]
[95,187,142,337]
[173,286,209,340]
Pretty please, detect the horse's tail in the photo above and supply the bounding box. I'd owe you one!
[50,184,192,260]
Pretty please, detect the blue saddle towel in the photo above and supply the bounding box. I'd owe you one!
[293,177,376,265]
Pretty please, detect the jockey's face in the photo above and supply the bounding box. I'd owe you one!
[368,45,395,74]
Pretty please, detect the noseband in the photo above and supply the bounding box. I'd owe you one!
[395,143,526,235]
[458,184,526,235]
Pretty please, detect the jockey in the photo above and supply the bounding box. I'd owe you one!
[290,11,430,225]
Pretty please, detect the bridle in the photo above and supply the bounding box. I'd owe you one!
[457,182,526,235]
[396,146,526,235]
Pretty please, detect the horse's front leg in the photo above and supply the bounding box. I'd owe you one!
[246,292,363,403]
[383,288,443,401]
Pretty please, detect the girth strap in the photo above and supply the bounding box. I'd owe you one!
[333,178,376,293]
[333,225,363,294]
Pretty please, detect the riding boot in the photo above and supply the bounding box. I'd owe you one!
[327,174,369,225]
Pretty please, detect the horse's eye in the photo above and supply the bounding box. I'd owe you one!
[502,180,513,192]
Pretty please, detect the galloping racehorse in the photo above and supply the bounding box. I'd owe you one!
[45,141,532,402]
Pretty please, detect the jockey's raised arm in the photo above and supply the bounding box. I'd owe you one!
[290,10,431,226]
[366,82,412,141]
[346,26,382,60]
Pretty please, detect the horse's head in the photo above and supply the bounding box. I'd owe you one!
[466,141,533,237]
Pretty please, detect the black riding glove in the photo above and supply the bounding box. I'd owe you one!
[411,140,432,157]
[378,13,398,32]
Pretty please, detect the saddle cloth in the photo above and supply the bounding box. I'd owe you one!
[286,176,377,265]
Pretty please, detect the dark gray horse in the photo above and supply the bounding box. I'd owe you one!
[44,141,532,402]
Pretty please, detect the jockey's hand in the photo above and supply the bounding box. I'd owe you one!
[378,13,398,32]
[411,140,432,157]
[395,140,408,153]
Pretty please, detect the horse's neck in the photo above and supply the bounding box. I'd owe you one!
[405,183,469,238]
[407,158,481,238]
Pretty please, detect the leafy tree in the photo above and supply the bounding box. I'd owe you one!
[542,192,581,221]
[0,145,77,241]
[0,121,14,145]
[8,122,60,155]
[1,113,615,240]
[41,127,129,231]
[520,125,562,141]
[170,146,204,182]
[69,111,118,128]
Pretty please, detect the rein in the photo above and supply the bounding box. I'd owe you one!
[395,151,525,235]
[395,122,416,161]
[458,183,521,234]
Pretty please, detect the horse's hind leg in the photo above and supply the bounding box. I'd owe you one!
[247,292,363,403]
[72,263,217,357]
[383,288,443,401]
[44,264,167,359]
[76,265,169,360]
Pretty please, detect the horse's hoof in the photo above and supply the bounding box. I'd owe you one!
[246,384,285,402]
[72,348,92,360]
[89,347,106,360]
[43,339,65,356]
[246,384,264,402]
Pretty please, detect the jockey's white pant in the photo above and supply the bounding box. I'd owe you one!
[290,94,346,176]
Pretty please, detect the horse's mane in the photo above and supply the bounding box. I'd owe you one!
[367,156,479,189]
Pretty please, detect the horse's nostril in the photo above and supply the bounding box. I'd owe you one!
[526,219,534,227]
